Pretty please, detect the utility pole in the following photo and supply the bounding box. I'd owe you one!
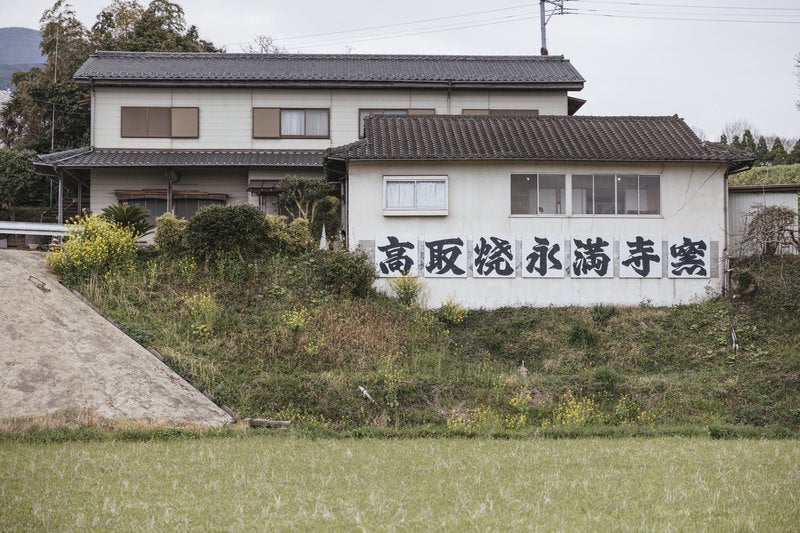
[539,0,566,56]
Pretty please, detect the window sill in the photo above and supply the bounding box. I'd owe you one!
[384,209,448,217]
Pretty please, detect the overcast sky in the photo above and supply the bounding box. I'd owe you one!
[3,0,799,141]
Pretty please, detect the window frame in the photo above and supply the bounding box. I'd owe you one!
[383,175,448,216]
[570,173,661,216]
[279,108,330,139]
[509,173,567,216]
[120,107,199,139]
[252,107,331,139]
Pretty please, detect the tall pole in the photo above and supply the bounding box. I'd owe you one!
[540,1,548,56]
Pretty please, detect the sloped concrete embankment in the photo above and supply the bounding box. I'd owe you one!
[0,249,232,426]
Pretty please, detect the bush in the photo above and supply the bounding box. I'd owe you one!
[567,323,597,347]
[312,249,376,298]
[742,205,799,256]
[435,296,469,325]
[591,305,617,327]
[46,214,137,285]
[184,204,267,269]
[154,212,187,255]
[100,204,154,238]
[387,274,425,306]
[264,215,313,254]
[287,218,314,253]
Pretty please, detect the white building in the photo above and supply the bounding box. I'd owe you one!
[325,114,753,308]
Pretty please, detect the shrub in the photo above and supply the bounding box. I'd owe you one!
[435,296,469,325]
[590,366,623,395]
[46,214,137,285]
[264,215,313,254]
[312,249,376,298]
[184,204,267,270]
[742,205,799,256]
[154,212,187,255]
[591,305,617,327]
[567,322,597,347]
[387,274,425,306]
[287,218,314,253]
[100,203,154,238]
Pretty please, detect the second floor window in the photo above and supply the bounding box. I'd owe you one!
[253,108,329,139]
[121,107,199,138]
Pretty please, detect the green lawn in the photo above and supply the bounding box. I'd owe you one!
[2,436,797,531]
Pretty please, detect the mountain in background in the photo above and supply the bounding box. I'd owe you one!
[0,27,45,89]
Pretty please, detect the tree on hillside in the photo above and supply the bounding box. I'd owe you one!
[0,0,220,152]
[755,136,770,165]
[722,119,756,145]
[788,140,800,165]
[0,1,91,152]
[770,138,788,166]
[0,148,48,219]
[117,0,219,52]
[90,0,145,49]
[741,129,757,154]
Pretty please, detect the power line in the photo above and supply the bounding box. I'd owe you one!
[566,10,800,24]
[570,6,795,18]
[277,3,535,42]
[282,14,540,51]
[224,3,538,49]
[574,0,800,11]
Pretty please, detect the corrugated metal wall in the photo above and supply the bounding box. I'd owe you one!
[729,190,799,257]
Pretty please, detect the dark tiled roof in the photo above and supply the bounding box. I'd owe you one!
[33,148,324,169]
[327,115,755,170]
[74,52,584,89]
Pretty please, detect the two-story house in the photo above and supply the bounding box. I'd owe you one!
[34,51,585,226]
[33,50,754,307]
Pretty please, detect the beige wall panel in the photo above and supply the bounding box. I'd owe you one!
[90,168,249,214]
[95,87,573,149]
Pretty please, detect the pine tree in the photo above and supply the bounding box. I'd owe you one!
[741,129,757,154]
[719,133,728,145]
[770,139,789,166]
[756,137,770,165]
[787,140,800,165]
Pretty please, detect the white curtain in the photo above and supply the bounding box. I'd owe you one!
[385,181,416,208]
[415,181,446,209]
[305,110,329,136]
[281,110,305,136]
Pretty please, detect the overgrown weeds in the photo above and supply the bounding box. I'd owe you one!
[43,246,800,436]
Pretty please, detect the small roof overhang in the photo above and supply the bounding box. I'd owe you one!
[33,147,324,175]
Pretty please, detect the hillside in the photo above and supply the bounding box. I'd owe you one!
[0,27,43,89]
[66,245,800,437]
[729,163,800,187]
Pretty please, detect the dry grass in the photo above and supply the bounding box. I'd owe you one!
[0,408,227,434]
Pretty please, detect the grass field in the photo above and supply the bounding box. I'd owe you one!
[1,436,798,531]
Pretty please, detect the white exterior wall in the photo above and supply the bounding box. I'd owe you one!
[346,160,729,308]
[92,88,569,149]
